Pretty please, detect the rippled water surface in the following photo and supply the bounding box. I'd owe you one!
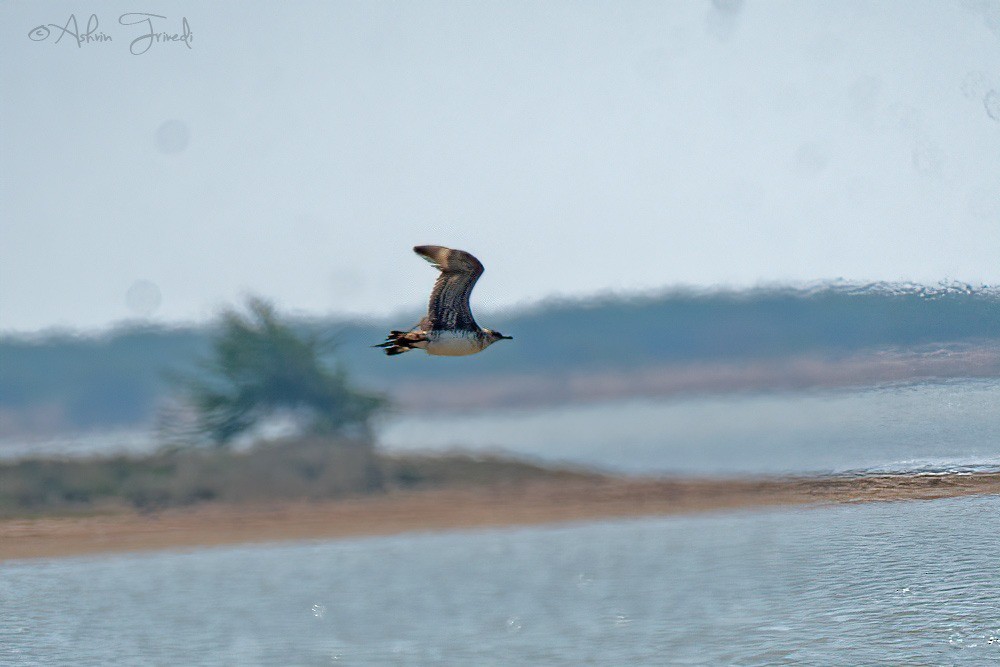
[4,380,1000,664]
[4,496,1000,665]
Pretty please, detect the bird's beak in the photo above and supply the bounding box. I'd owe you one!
[501,335,514,340]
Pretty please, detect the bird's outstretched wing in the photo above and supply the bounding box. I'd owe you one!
[414,245,485,331]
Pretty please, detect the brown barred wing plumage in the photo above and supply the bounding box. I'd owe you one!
[413,245,485,332]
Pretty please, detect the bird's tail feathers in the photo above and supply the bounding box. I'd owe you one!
[373,330,424,356]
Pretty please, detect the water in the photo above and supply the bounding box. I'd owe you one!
[380,379,1000,476]
[4,380,1000,664]
[5,380,1000,477]
[0,428,157,462]
[3,495,1000,665]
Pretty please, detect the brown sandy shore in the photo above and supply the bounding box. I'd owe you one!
[3,473,1000,562]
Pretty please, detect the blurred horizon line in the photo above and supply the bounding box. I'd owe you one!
[3,276,1000,340]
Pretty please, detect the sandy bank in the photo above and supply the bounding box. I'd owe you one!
[3,472,999,562]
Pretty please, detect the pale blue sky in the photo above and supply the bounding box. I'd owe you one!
[2,1,999,332]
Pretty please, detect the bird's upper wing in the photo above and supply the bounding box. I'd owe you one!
[414,245,485,331]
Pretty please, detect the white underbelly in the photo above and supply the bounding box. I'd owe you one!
[425,332,482,356]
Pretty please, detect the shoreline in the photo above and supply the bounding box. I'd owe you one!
[387,346,1000,412]
[3,472,1000,562]
[5,347,1000,441]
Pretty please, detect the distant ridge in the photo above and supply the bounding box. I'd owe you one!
[3,283,1000,433]
[507,279,1000,311]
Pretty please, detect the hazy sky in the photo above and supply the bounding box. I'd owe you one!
[2,1,999,332]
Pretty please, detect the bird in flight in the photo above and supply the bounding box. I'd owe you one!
[375,245,513,356]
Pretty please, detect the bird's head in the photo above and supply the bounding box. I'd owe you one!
[485,329,514,345]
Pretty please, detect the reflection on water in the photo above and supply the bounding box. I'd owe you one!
[380,380,1000,475]
[4,496,1000,664]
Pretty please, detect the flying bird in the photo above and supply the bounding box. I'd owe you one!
[375,245,513,356]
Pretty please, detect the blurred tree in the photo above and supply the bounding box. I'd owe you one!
[179,297,385,446]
